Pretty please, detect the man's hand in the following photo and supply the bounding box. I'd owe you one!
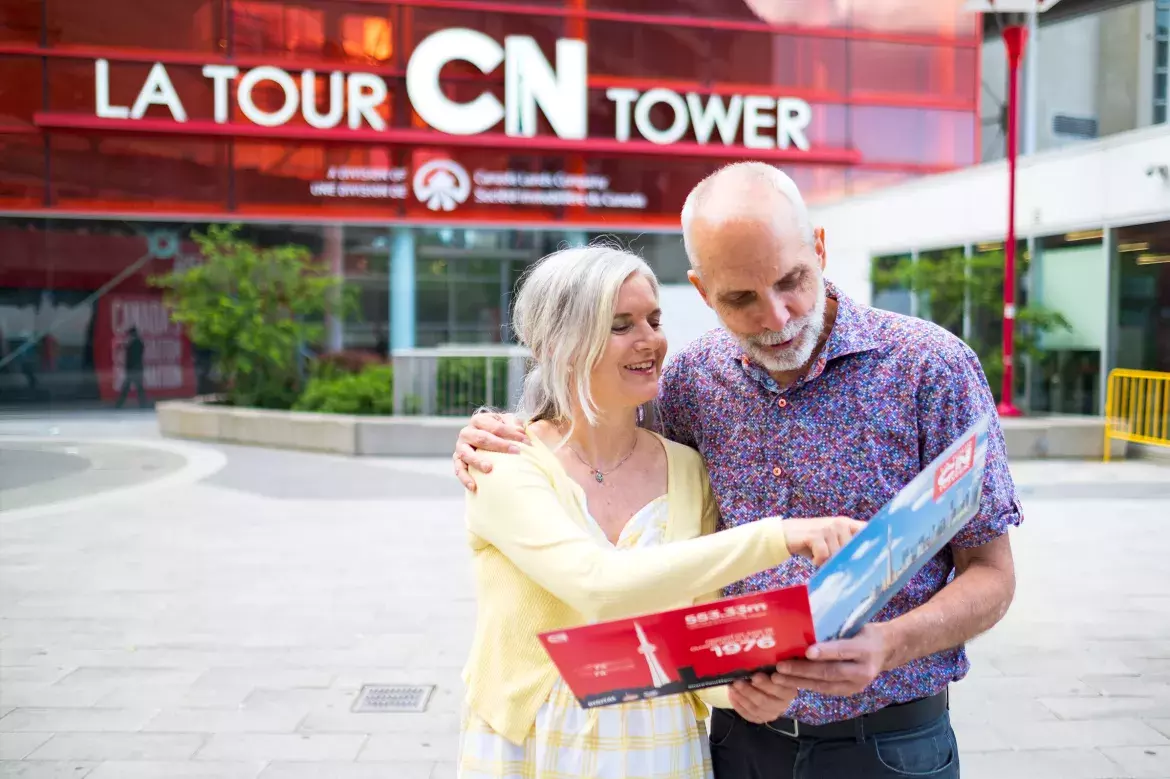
[770,623,892,697]
[727,673,797,724]
[453,412,529,491]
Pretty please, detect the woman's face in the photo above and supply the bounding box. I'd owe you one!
[588,273,667,414]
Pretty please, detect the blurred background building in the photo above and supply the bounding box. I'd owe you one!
[0,0,1165,414]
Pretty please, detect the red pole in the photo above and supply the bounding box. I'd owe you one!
[999,24,1027,418]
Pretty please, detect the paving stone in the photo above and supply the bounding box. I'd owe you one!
[1083,675,1170,698]
[143,707,306,735]
[1149,720,1170,740]
[0,709,157,733]
[953,722,1014,753]
[429,763,457,779]
[257,762,435,779]
[1097,745,1170,778]
[990,718,1170,750]
[1041,696,1170,721]
[27,733,206,760]
[358,732,461,762]
[0,735,52,760]
[0,762,99,778]
[0,669,73,686]
[960,748,1129,779]
[84,762,265,779]
[194,734,367,761]
[190,669,335,691]
[0,684,108,709]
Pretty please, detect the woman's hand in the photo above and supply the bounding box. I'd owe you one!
[453,411,530,491]
[781,516,867,566]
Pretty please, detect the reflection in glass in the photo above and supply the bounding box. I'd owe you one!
[1114,222,1170,374]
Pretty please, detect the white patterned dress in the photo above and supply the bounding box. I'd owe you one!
[458,495,713,779]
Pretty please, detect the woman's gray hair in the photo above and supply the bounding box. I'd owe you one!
[511,243,659,436]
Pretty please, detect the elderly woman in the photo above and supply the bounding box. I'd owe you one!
[458,245,861,779]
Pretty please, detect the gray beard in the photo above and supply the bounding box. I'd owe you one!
[732,281,827,373]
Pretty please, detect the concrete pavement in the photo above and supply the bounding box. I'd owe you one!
[1,412,1168,778]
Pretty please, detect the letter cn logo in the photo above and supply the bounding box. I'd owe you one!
[933,436,976,502]
[413,159,471,212]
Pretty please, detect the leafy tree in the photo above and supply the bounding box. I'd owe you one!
[871,247,1071,405]
[151,224,357,409]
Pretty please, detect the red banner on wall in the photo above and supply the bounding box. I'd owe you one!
[92,293,196,402]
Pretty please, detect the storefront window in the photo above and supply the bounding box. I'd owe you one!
[870,253,914,316]
[1029,232,1107,415]
[1114,222,1170,373]
[0,217,208,407]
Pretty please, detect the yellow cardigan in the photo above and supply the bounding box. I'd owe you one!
[462,429,795,746]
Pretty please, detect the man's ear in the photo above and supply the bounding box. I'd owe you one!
[687,269,713,309]
[814,227,827,271]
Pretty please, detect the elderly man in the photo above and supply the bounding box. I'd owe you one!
[452,162,1022,779]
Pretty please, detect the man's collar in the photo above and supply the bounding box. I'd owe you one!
[819,280,883,363]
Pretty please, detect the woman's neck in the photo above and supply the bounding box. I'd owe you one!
[557,406,640,470]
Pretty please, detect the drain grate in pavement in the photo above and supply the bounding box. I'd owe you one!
[352,684,434,713]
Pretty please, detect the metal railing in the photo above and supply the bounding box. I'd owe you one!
[1103,368,1170,461]
[391,345,531,417]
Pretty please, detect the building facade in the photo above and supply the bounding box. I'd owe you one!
[0,0,982,408]
[808,123,1170,418]
[980,0,1165,162]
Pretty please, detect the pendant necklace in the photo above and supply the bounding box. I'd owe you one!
[569,434,638,484]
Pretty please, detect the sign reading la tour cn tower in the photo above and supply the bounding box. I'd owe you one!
[93,27,813,152]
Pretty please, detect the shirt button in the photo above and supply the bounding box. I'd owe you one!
[772,466,783,476]
[777,398,788,408]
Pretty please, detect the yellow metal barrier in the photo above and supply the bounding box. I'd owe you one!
[1103,369,1170,461]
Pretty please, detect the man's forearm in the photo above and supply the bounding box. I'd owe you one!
[879,545,1015,673]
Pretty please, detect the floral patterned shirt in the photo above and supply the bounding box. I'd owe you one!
[656,281,1024,725]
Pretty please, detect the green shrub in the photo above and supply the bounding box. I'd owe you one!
[310,349,387,381]
[151,224,357,410]
[293,364,394,415]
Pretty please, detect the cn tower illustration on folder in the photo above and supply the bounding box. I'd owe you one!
[634,621,672,687]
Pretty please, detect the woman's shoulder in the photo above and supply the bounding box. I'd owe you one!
[469,430,563,492]
[649,433,709,484]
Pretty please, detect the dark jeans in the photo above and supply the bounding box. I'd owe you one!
[710,707,960,779]
[116,372,147,409]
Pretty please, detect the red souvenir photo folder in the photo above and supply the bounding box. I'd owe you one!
[537,585,815,709]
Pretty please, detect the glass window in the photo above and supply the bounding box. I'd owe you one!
[915,248,967,336]
[0,1,40,44]
[1027,234,1106,415]
[1157,1,1169,124]
[232,1,399,66]
[851,107,976,167]
[46,0,221,53]
[50,134,229,210]
[234,142,407,217]
[850,42,977,106]
[0,217,208,407]
[0,136,45,208]
[1114,222,1170,373]
[0,57,41,130]
[870,254,914,316]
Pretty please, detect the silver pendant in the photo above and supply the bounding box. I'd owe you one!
[594,471,605,483]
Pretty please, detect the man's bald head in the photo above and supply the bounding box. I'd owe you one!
[680,162,830,376]
[681,162,815,272]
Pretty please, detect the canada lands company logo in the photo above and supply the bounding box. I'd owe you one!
[413,159,471,212]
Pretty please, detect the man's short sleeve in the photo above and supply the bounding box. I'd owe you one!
[916,340,1024,549]
[656,351,698,448]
